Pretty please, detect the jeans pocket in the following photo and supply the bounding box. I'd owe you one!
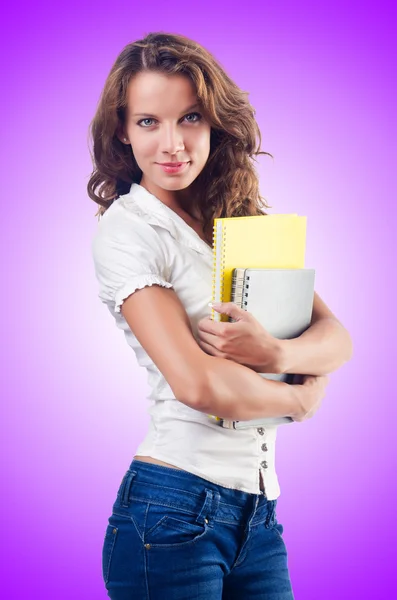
[102,524,118,584]
[271,521,285,542]
[144,502,209,548]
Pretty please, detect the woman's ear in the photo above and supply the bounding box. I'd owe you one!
[116,129,130,145]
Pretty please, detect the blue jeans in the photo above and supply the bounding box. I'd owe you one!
[102,459,294,599]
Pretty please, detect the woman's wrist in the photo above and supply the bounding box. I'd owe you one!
[286,382,304,420]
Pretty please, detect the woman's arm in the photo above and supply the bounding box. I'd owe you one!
[121,285,304,421]
[279,291,353,375]
[197,292,353,376]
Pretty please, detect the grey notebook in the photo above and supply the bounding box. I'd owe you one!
[217,268,315,430]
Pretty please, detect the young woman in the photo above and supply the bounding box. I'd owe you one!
[89,32,348,599]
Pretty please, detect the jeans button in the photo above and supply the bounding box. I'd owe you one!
[257,428,265,435]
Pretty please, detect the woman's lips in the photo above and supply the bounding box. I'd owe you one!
[156,162,190,174]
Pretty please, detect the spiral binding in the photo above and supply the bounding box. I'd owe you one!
[210,222,217,318]
[230,271,245,307]
[209,219,228,423]
[244,275,250,308]
[211,220,227,323]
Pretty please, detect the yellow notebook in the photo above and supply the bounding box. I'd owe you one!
[210,214,307,322]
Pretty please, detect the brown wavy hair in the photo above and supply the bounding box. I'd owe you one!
[87,32,273,245]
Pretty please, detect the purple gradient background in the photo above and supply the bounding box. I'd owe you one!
[1,1,396,598]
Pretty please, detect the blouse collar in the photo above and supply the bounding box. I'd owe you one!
[121,183,213,257]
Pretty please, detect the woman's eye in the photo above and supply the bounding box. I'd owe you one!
[184,112,202,123]
[138,118,155,127]
[137,113,202,127]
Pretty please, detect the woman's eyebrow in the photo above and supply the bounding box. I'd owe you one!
[132,103,200,118]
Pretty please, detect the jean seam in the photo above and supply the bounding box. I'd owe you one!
[124,495,205,514]
[129,480,202,499]
[103,525,118,585]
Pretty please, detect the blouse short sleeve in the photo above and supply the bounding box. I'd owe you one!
[91,205,173,314]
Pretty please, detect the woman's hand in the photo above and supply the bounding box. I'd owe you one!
[197,302,284,374]
[290,374,330,422]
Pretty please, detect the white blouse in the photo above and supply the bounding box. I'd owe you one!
[91,182,281,499]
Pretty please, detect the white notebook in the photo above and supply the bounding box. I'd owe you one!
[216,268,315,429]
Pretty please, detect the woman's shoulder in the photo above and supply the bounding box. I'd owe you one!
[91,192,170,274]
[94,192,160,242]
[98,190,146,225]
[91,205,168,277]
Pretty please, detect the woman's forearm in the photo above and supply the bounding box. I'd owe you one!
[195,355,299,421]
[279,317,353,376]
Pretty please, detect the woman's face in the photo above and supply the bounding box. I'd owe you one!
[120,71,211,202]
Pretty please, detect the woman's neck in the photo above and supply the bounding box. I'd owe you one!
[140,178,202,222]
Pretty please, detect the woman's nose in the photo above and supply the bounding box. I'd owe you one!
[160,125,185,154]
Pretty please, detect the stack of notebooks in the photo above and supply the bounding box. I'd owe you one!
[208,213,315,429]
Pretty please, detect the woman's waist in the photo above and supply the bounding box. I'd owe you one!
[149,399,280,435]
[138,402,278,467]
